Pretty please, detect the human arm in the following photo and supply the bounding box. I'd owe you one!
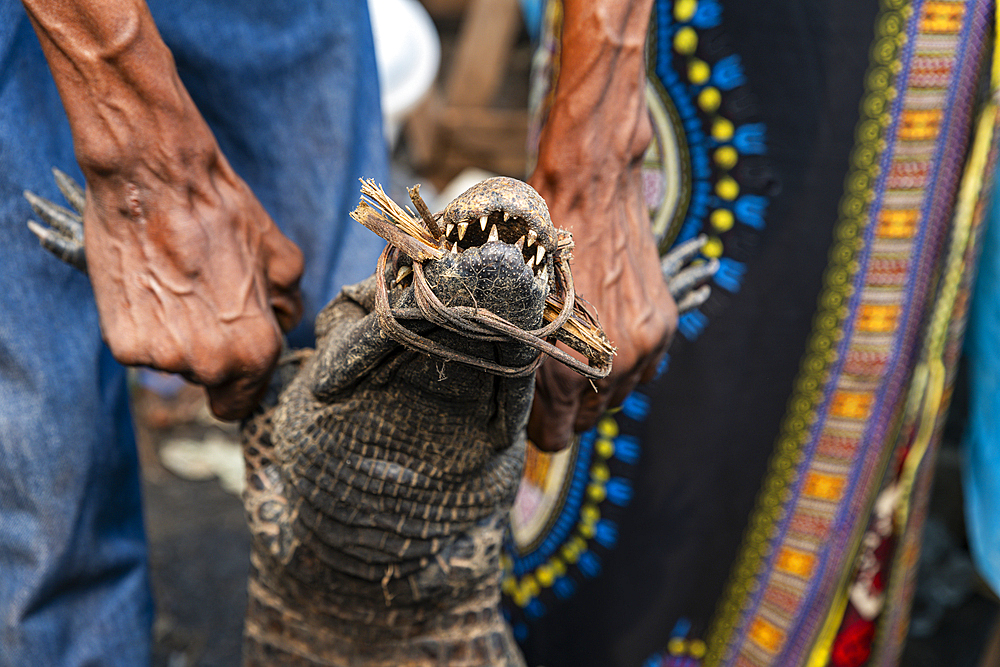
[21,0,304,419]
[527,0,677,451]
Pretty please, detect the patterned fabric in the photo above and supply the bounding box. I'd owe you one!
[502,1,997,666]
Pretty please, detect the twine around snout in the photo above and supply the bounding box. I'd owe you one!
[373,246,609,379]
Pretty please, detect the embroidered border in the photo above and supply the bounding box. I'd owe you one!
[703,1,989,665]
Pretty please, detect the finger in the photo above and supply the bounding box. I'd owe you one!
[263,228,305,333]
[269,286,304,333]
[660,234,707,279]
[528,364,582,452]
[264,227,305,290]
[572,384,610,434]
[528,400,578,452]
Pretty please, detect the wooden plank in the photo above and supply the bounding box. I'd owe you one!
[444,0,522,107]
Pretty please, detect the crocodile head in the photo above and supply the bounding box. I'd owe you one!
[298,176,561,451]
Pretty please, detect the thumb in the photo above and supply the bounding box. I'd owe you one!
[205,373,271,421]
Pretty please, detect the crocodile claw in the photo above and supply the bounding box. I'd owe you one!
[24,169,87,273]
[662,235,718,315]
[53,167,86,215]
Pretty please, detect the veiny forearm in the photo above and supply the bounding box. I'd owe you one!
[21,0,209,173]
[533,0,653,182]
[530,0,657,298]
[527,0,675,450]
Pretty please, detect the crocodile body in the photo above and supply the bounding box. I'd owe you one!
[239,178,561,666]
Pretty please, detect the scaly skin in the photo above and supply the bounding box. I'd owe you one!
[240,177,554,666]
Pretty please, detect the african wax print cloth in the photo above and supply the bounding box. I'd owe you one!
[501,1,1000,666]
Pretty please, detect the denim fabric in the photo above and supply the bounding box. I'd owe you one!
[0,0,387,663]
[150,0,390,348]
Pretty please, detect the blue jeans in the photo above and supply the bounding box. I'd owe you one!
[0,1,387,664]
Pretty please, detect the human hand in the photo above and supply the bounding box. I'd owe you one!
[82,152,303,420]
[22,0,304,419]
[526,160,677,451]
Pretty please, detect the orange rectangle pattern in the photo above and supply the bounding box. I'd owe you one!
[829,391,874,420]
[857,304,901,333]
[898,109,943,141]
[748,617,785,654]
[920,1,965,33]
[776,547,818,578]
[876,209,919,239]
[803,472,847,502]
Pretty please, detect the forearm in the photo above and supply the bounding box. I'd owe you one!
[530,0,657,294]
[21,0,210,173]
[533,0,653,186]
[527,0,674,450]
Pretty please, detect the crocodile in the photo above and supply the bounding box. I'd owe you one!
[26,172,712,666]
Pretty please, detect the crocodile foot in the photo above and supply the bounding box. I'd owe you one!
[24,169,87,273]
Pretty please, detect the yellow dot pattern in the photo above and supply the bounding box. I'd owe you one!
[716,177,739,200]
[688,59,711,84]
[665,0,747,258]
[712,117,735,141]
[674,27,698,55]
[673,0,697,21]
[703,237,724,258]
[698,86,721,112]
[711,209,735,232]
[714,145,738,169]
[502,414,622,609]
[666,638,709,659]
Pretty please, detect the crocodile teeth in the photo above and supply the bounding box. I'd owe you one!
[514,236,525,251]
[503,211,510,222]
[536,245,545,264]
[480,215,489,231]
[446,223,455,238]
[537,265,548,283]
[395,265,412,284]
[450,241,459,254]
[527,254,536,268]
[457,221,468,240]
[488,225,499,243]
[527,229,538,245]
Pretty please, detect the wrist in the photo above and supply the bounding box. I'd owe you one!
[534,0,652,186]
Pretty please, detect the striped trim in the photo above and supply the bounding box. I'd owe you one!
[704,1,991,665]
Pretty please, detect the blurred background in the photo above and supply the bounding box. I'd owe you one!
[134,1,1000,665]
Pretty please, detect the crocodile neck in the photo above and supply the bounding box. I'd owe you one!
[241,345,530,666]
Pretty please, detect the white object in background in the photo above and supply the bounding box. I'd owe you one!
[437,168,501,206]
[368,0,441,148]
[160,434,246,496]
